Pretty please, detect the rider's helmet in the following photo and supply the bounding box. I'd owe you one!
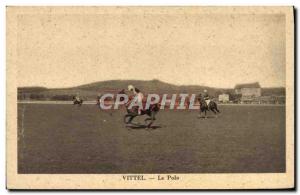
[203,89,207,93]
[128,85,134,92]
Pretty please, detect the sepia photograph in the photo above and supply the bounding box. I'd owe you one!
[6,6,294,189]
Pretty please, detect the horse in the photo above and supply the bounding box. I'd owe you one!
[118,90,160,129]
[96,95,101,106]
[197,95,220,118]
[72,96,83,106]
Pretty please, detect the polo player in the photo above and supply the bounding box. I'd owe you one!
[203,89,210,107]
[128,85,144,115]
[75,95,81,102]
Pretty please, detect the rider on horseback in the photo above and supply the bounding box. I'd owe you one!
[203,89,209,99]
[72,93,83,106]
[198,91,220,118]
[203,89,210,107]
[74,93,81,102]
[198,93,208,110]
[128,85,144,115]
[96,93,102,105]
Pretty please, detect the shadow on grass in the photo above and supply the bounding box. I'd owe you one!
[125,124,162,130]
[197,115,218,119]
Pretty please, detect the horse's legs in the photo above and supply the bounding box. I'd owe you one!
[211,102,220,117]
[124,114,130,124]
[145,113,156,121]
[213,103,220,113]
[213,103,220,118]
[210,105,216,114]
[144,113,152,123]
[198,111,201,118]
[211,108,218,118]
[144,117,152,128]
[146,112,156,128]
[124,114,136,124]
[198,107,204,118]
[128,115,136,124]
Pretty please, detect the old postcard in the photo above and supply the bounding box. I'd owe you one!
[7,6,294,189]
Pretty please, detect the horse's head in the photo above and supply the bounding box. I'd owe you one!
[118,89,126,95]
[117,89,132,108]
[117,89,127,102]
[197,94,202,100]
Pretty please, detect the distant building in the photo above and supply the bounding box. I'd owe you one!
[234,82,262,103]
[256,95,285,104]
[218,93,229,103]
[235,82,261,97]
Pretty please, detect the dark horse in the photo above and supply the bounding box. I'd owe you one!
[197,95,220,118]
[118,89,160,128]
[72,96,83,106]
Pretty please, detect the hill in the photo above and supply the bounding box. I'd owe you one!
[17,79,285,101]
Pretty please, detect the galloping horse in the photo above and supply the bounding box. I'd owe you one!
[118,90,160,128]
[197,94,220,118]
[72,96,83,106]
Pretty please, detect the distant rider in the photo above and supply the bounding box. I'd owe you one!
[128,85,144,115]
[96,94,102,105]
[75,95,81,102]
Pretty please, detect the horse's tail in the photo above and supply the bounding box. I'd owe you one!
[212,101,220,113]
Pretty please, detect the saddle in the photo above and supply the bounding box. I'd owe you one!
[205,99,211,106]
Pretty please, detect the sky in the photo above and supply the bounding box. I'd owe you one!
[17,10,286,88]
